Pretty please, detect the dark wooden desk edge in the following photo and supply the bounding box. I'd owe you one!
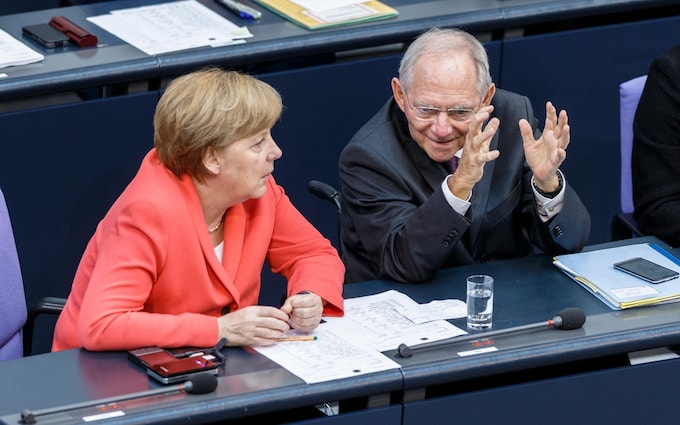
[344,236,680,390]
[1,0,679,100]
[1,237,678,424]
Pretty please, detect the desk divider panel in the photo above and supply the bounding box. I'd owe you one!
[0,92,158,353]
[402,358,680,424]
[499,15,680,245]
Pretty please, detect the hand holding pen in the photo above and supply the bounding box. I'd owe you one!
[280,291,324,333]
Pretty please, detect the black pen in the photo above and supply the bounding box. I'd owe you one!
[216,0,262,20]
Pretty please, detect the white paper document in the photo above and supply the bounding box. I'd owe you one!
[253,290,467,383]
[292,0,378,22]
[291,0,368,12]
[396,297,467,324]
[304,4,378,24]
[87,0,252,56]
[254,322,401,384]
[0,29,44,69]
[340,290,467,351]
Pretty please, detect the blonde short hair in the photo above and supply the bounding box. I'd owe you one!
[154,68,283,181]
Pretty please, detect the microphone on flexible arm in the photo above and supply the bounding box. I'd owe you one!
[19,372,218,424]
[396,307,586,358]
[307,180,341,211]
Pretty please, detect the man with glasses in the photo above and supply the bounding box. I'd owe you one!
[338,27,590,283]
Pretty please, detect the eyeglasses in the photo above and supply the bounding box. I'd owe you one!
[404,92,479,123]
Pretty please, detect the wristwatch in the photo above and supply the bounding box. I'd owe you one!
[534,172,563,198]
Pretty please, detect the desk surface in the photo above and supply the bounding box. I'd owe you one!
[343,237,680,389]
[2,237,680,424]
[0,0,677,100]
[0,344,402,424]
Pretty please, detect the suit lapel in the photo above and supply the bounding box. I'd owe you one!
[467,118,500,251]
[404,140,445,191]
[221,205,245,282]
[177,175,242,305]
[392,104,446,192]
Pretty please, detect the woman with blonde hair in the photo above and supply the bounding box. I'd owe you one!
[53,68,344,351]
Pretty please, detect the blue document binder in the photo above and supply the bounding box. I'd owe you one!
[553,242,680,310]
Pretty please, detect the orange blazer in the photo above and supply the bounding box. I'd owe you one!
[53,149,344,351]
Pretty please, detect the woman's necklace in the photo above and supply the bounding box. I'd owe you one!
[208,214,225,233]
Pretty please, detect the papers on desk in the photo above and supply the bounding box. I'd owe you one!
[340,289,467,351]
[253,322,402,384]
[553,242,680,310]
[253,290,467,384]
[0,29,44,69]
[87,0,252,56]
[253,0,398,30]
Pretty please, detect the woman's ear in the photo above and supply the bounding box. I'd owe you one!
[203,148,221,175]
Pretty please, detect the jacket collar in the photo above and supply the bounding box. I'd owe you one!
[170,158,243,304]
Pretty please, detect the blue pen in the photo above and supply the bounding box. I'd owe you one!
[216,0,262,20]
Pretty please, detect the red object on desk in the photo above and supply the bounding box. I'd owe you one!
[49,15,98,48]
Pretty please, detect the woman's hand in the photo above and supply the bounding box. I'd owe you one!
[280,292,324,333]
[217,305,290,346]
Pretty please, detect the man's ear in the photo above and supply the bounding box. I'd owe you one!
[202,148,221,175]
[391,77,407,112]
[482,83,496,106]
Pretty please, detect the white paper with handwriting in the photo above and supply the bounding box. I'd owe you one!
[253,290,467,383]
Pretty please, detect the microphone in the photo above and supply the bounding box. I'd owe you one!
[307,180,341,211]
[19,373,218,424]
[397,307,586,358]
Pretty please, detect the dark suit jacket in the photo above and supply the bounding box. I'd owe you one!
[632,44,680,247]
[338,89,590,283]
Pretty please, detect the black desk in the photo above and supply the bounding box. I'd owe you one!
[2,237,680,424]
[0,343,403,424]
[343,236,680,424]
[0,0,676,100]
[2,0,680,355]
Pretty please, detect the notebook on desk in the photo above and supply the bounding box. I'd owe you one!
[252,0,398,30]
[553,241,680,310]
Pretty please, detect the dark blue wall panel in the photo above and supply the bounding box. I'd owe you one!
[500,16,680,245]
[404,358,680,424]
[0,92,157,352]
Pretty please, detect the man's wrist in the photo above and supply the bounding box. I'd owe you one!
[533,171,563,198]
[446,175,473,202]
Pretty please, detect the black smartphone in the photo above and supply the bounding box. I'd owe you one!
[148,356,219,384]
[22,23,70,48]
[613,257,680,284]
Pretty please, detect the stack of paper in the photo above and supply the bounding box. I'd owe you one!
[253,0,398,30]
[0,29,44,69]
[87,0,252,56]
[553,242,680,310]
[253,290,467,383]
